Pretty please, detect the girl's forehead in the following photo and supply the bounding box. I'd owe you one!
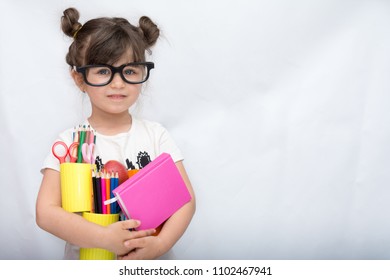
[106,49,135,66]
[91,49,134,66]
[84,35,140,65]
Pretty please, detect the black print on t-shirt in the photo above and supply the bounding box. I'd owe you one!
[126,158,136,170]
[95,156,103,172]
[136,151,151,169]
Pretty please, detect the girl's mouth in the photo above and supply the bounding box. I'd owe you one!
[107,94,126,100]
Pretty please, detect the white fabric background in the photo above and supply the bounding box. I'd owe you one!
[0,0,389,259]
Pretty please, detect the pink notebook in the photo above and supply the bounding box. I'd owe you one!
[112,153,192,230]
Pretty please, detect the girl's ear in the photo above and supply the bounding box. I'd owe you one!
[71,69,86,92]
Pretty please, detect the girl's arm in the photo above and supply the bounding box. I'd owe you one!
[36,168,155,256]
[118,160,196,259]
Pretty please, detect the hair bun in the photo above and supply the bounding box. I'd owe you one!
[138,16,160,47]
[61,7,83,38]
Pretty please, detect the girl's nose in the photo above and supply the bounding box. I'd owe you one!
[110,73,125,88]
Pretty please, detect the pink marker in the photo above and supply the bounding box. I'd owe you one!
[101,172,107,214]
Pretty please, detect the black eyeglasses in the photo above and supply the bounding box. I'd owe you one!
[75,62,154,87]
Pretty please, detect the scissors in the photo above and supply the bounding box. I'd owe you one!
[82,142,95,164]
[52,141,79,164]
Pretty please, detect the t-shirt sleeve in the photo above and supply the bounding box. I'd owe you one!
[157,125,184,163]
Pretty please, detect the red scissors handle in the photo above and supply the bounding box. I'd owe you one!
[68,142,79,163]
[51,141,69,164]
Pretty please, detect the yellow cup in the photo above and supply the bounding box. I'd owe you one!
[60,163,92,212]
[80,212,120,260]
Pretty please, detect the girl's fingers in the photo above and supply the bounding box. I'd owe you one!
[124,235,151,248]
[130,229,156,239]
[120,219,156,236]
[120,219,141,230]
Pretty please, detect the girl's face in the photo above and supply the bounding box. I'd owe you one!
[75,50,142,117]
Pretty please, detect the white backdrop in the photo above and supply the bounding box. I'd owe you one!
[0,0,389,260]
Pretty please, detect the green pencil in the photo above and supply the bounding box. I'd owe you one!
[77,126,86,163]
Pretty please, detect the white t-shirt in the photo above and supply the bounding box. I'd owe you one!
[41,117,184,259]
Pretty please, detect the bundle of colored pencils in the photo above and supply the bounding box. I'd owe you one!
[72,125,96,164]
[92,170,119,214]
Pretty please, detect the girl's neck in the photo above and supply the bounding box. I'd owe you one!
[88,111,132,136]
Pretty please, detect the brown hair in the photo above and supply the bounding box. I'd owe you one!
[61,7,160,67]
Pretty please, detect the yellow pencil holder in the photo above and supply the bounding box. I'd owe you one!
[80,212,120,260]
[60,163,92,212]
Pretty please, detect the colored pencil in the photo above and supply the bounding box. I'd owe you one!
[89,128,95,144]
[110,172,116,214]
[106,172,111,214]
[92,171,99,213]
[70,127,79,160]
[95,172,102,214]
[114,172,120,214]
[101,172,107,214]
[77,126,86,163]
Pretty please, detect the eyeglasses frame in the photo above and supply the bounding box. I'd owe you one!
[74,62,155,87]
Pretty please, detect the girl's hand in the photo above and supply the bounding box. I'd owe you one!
[102,219,155,256]
[117,235,165,260]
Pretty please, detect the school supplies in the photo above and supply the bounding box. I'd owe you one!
[52,141,79,164]
[56,124,97,213]
[94,172,102,214]
[82,142,95,164]
[53,125,96,164]
[54,125,123,259]
[90,171,118,214]
[111,153,192,230]
[60,163,92,212]
[101,172,107,214]
[110,172,118,214]
[104,160,128,184]
[77,127,86,163]
[105,173,111,214]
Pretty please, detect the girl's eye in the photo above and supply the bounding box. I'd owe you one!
[124,68,136,75]
[95,68,111,75]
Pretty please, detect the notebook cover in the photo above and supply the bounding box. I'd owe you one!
[112,153,191,230]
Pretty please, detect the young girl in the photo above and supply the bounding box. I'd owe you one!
[36,7,195,260]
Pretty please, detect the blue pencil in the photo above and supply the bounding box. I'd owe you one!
[110,172,116,214]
